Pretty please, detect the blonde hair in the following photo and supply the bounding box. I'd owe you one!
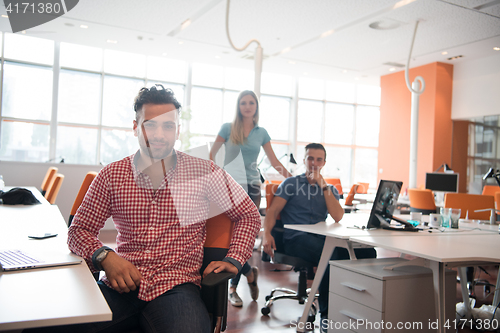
[229,90,259,145]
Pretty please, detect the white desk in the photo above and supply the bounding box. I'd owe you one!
[285,213,499,333]
[0,188,112,331]
[350,233,500,333]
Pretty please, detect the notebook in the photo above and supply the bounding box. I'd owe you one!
[0,249,82,271]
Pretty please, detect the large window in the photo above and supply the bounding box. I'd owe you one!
[0,33,381,190]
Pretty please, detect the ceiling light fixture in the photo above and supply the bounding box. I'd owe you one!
[447,55,463,60]
[368,19,401,30]
[494,47,500,51]
[288,61,296,65]
[80,25,88,29]
[178,41,184,45]
[441,51,448,55]
[389,67,396,72]
[181,19,191,30]
[321,30,334,38]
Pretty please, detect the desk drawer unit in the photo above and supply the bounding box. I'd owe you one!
[328,258,456,333]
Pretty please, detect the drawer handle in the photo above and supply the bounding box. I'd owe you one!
[340,282,366,292]
[339,310,365,324]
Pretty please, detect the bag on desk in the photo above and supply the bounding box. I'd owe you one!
[0,187,41,205]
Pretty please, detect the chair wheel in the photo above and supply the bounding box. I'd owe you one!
[265,295,271,301]
[261,307,271,316]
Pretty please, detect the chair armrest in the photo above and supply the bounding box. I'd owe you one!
[201,271,235,288]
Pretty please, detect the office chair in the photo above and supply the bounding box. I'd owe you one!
[444,193,495,220]
[482,185,500,197]
[261,184,318,321]
[355,182,370,194]
[44,173,64,204]
[444,192,496,297]
[408,188,437,215]
[40,166,58,196]
[324,178,343,198]
[69,171,98,227]
[201,203,236,333]
[343,184,358,213]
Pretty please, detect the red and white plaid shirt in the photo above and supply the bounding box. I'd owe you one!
[68,150,261,301]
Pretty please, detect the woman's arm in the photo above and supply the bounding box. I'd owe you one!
[262,142,293,179]
[209,135,226,161]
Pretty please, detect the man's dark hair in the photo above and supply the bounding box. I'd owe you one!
[305,143,327,161]
[133,84,181,120]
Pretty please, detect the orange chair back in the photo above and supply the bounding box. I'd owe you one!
[495,192,500,210]
[482,185,500,197]
[40,167,58,195]
[444,193,495,220]
[324,178,343,196]
[345,184,358,206]
[204,202,235,249]
[69,171,98,226]
[266,184,281,220]
[265,180,283,185]
[356,182,370,194]
[408,189,436,211]
[44,173,64,204]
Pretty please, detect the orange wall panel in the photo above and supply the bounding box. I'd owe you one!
[379,62,454,191]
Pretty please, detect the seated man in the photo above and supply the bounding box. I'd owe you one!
[263,143,375,332]
[29,85,261,333]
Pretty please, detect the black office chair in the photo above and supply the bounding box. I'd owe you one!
[261,218,318,322]
[260,184,318,321]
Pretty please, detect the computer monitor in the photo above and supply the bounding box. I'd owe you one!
[367,180,417,231]
[425,172,459,192]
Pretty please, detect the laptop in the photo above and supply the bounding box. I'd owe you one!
[0,249,82,271]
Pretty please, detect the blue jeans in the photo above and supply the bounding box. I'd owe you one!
[283,233,376,317]
[25,282,210,333]
[230,183,260,287]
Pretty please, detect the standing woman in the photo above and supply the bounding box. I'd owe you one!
[210,90,292,307]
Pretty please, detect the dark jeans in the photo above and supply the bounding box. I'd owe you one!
[283,233,376,317]
[230,183,261,287]
[25,282,210,333]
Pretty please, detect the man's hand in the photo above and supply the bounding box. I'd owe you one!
[306,170,325,187]
[202,260,238,278]
[262,233,276,258]
[101,252,142,293]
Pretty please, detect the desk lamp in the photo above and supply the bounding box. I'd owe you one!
[434,163,452,173]
[483,167,500,187]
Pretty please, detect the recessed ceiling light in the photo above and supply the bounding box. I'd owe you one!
[106,39,118,44]
[321,30,334,38]
[441,51,448,55]
[280,47,292,55]
[288,61,296,65]
[178,41,184,45]
[80,25,88,29]
[447,55,463,60]
[494,47,500,51]
[342,70,348,74]
[389,67,396,72]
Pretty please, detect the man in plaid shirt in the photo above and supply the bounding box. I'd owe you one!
[32,85,261,333]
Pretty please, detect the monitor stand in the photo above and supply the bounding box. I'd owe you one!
[375,213,418,232]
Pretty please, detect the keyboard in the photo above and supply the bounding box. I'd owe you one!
[0,250,43,266]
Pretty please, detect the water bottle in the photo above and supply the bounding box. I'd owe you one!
[0,175,4,191]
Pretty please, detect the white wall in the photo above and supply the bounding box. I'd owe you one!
[452,53,500,120]
[0,161,115,230]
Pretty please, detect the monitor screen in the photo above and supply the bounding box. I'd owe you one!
[367,180,403,229]
[425,172,458,192]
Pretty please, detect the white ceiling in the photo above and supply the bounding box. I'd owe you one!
[1,0,499,85]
